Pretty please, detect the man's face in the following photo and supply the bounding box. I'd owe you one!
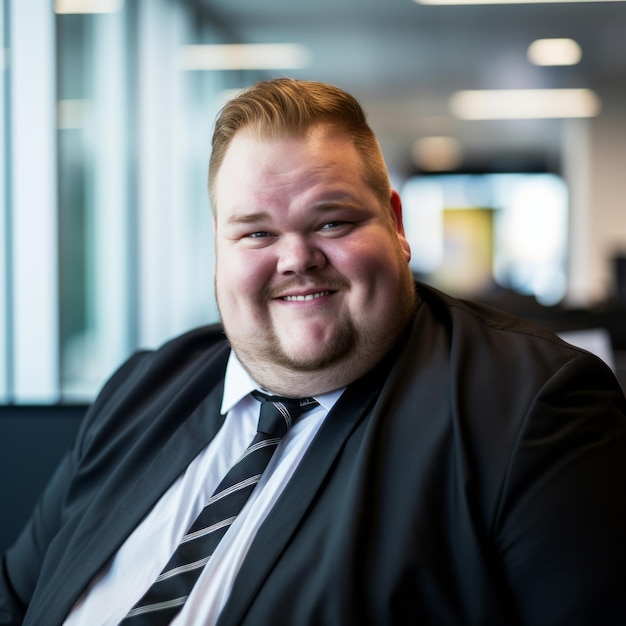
[213,125,415,394]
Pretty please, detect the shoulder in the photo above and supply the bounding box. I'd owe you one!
[402,282,625,424]
[413,281,591,367]
[77,324,230,445]
[138,323,229,368]
[97,324,228,399]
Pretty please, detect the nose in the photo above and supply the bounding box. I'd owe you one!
[276,234,327,275]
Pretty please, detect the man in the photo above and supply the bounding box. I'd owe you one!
[2,78,625,625]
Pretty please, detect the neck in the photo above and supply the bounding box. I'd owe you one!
[237,317,413,398]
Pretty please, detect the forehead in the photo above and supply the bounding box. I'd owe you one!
[224,125,358,167]
[214,126,367,211]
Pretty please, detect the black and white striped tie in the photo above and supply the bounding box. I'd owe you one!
[121,391,319,625]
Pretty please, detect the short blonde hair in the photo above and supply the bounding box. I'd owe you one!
[208,78,391,214]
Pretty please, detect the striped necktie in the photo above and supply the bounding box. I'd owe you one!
[121,391,319,624]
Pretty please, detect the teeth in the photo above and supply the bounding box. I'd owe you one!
[283,291,330,302]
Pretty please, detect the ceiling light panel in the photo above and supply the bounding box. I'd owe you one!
[449,88,601,119]
[179,44,312,71]
[412,136,464,171]
[55,0,123,13]
[527,38,582,66]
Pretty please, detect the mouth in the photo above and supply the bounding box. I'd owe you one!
[280,291,332,302]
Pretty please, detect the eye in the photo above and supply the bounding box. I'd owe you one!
[318,220,355,237]
[240,229,277,247]
[320,221,346,230]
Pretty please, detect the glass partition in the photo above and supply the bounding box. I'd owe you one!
[57,8,134,398]
[1,0,237,403]
[403,172,569,306]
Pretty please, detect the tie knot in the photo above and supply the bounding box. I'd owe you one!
[251,391,319,438]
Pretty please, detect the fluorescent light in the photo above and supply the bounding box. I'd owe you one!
[179,44,312,71]
[412,136,464,171]
[449,88,601,119]
[55,0,123,13]
[527,38,582,66]
[417,0,624,4]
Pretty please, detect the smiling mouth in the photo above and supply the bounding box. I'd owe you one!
[281,291,332,302]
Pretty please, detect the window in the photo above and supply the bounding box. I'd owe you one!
[1,0,231,403]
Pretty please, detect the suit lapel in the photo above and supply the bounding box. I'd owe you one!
[30,368,227,625]
[217,353,395,626]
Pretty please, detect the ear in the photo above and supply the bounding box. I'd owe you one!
[390,190,411,263]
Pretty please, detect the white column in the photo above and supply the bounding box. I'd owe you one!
[136,0,203,349]
[0,2,9,402]
[88,8,131,393]
[10,0,59,402]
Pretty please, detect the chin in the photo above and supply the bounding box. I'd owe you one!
[276,335,357,372]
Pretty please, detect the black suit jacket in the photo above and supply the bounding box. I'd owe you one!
[2,284,626,625]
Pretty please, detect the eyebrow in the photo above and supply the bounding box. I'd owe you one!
[224,196,361,226]
[225,211,271,225]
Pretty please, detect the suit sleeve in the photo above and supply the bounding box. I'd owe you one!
[494,351,626,625]
[0,351,151,625]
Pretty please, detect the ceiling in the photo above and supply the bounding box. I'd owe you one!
[196,0,626,178]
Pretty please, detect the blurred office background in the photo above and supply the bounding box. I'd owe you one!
[1,0,626,404]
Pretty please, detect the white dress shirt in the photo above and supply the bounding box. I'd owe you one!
[64,350,343,625]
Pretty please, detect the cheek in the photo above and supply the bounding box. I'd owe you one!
[330,238,395,281]
[217,248,275,299]
[333,240,409,312]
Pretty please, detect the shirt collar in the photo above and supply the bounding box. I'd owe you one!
[221,350,345,415]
